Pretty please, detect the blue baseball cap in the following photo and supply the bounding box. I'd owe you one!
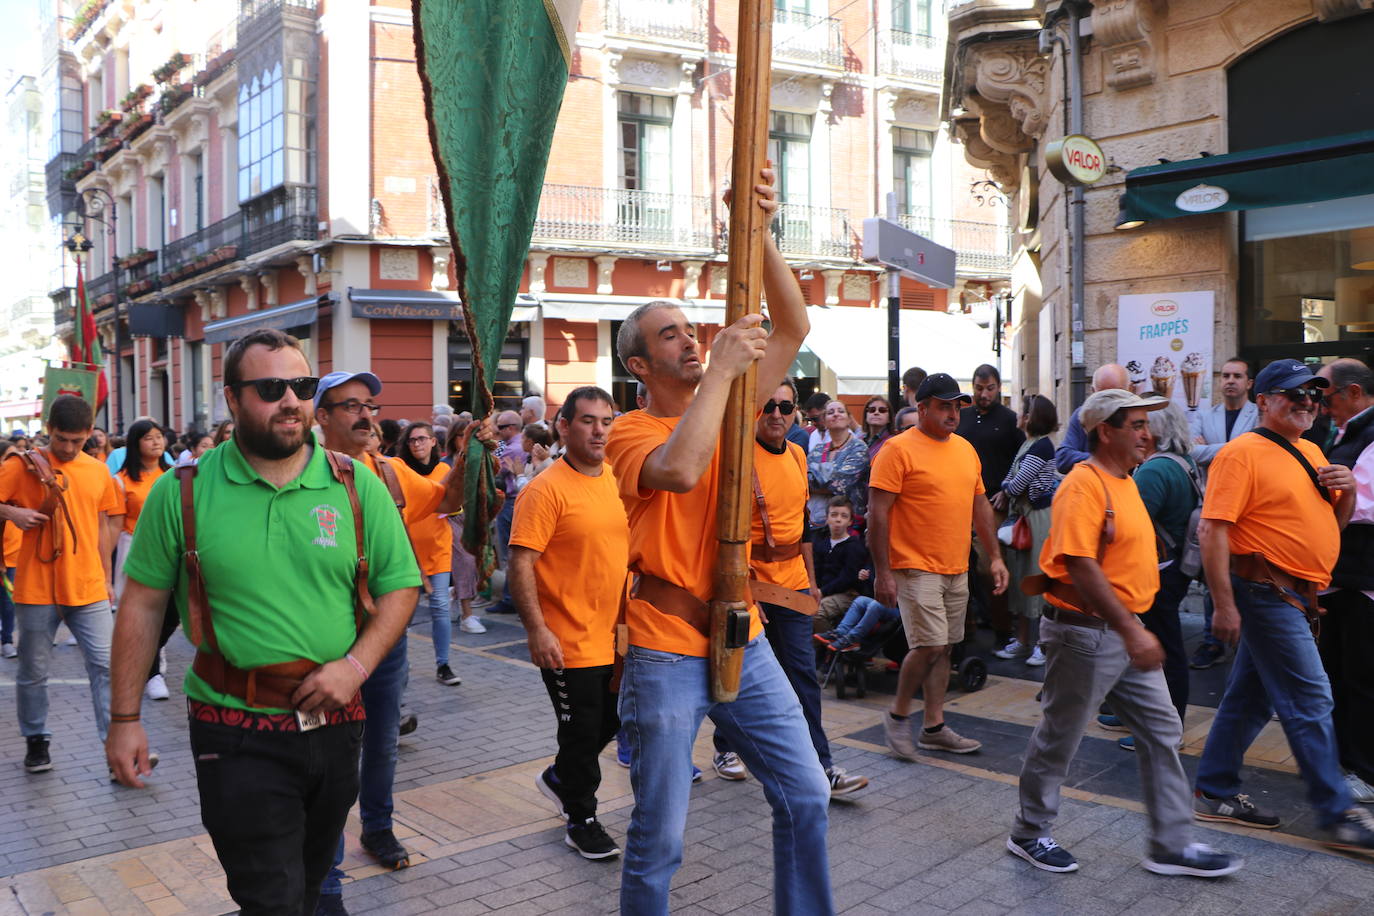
[314,370,382,409]
[1254,359,1327,395]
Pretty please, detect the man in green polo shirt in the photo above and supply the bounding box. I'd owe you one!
[105,328,421,916]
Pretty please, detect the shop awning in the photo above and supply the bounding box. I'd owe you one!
[803,306,996,396]
[1119,129,1374,224]
[203,294,332,345]
[348,288,538,322]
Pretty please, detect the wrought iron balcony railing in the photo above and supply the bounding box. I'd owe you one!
[772,8,844,69]
[898,212,1014,277]
[770,202,856,259]
[879,28,942,83]
[242,185,318,256]
[533,185,714,251]
[605,0,706,45]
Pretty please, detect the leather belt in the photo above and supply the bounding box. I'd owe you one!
[631,573,820,636]
[1043,605,1107,630]
[752,540,802,563]
[1230,552,1321,637]
[192,653,319,710]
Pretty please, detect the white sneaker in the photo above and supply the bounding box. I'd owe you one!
[1346,771,1374,805]
[0,643,15,658]
[1025,646,1046,667]
[994,638,1026,660]
[144,674,170,701]
[460,616,487,634]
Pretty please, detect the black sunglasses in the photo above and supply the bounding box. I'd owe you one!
[762,399,796,416]
[1269,387,1323,403]
[233,376,319,402]
[497,422,519,430]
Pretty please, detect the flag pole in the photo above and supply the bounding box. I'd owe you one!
[709,0,773,703]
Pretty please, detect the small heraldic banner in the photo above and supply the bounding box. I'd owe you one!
[1116,291,1215,411]
[42,364,99,416]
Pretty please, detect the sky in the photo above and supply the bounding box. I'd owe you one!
[1,0,43,81]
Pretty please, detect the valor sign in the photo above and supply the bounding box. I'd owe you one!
[1044,134,1108,186]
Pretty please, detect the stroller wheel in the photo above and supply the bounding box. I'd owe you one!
[959,656,987,692]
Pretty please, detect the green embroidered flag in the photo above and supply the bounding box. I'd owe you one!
[412,0,575,565]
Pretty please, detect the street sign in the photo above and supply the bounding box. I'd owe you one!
[1044,134,1107,186]
[861,217,956,289]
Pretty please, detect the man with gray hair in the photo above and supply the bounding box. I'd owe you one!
[521,395,547,428]
[1054,363,1129,473]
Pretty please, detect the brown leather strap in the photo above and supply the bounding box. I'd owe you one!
[192,653,319,709]
[322,450,374,626]
[748,579,819,614]
[1043,605,1108,630]
[373,456,407,511]
[1230,552,1321,638]
[752,540,802,563]
[751,468,775,549]
[610,575,630,693]
[177,465,211,650]
[633,573,710,637]
[1019,463,1117,609]
[13,449,79,562]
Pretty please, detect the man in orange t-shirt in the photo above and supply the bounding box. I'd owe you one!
[709,380,869,798]
[1195,358,1374,856]
[869,372,1006,759]
[1009,388,1240,879]
[509,386,629,860]
[604,170,833,916]
[0,395,123,775]
[0,489,21,657]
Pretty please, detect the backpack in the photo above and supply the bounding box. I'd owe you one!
[1145,452,1204,579]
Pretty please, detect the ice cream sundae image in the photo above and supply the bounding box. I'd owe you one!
[1151,356,1176,400]
[1126,360,1147,394]
[1181,352,1205,409]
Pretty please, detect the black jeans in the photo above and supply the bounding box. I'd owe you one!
[1318,589,1374,783]
[191,718,363,916]
[1138,560,1191,727]
[540,665,620,822]
[715,600,832,771]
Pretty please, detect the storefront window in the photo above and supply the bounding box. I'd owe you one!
[448,320,528,414]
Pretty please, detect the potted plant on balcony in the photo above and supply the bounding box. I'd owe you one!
[158,83,193,116]
[68,0,110,42]
[194,48,236,88]
[152,51,193,85]
[213,244,238,262]
[118,248,156,270]
[92,109,123,138]
[120,84,153,113]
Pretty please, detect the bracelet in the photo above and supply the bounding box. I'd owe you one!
[344,653,370,679]
[110,712,140,723]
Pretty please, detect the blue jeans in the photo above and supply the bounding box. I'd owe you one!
[423,572,451,667]
[834,596,899,643]
[619,635,833,916]
[321,638,408,897]
[1200,589,1221,650]
[1196,575,1352,826]
[0,569,14,645]
[17,600,112,741]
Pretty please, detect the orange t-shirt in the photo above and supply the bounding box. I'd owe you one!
[402,463,454,577]
[751,440,811,591]
[1039,463,1159,615]
[869,428,985,574]
[1202,432,1341,587]
[360,453,445,526]
[0,450,123,605]
[117,466,164,535]
[509,457,630,667]
[2,521,20,568]
[605,410,763,657]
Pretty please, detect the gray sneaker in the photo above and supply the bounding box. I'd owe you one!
[917,724,981,754]
[884,713,919,761]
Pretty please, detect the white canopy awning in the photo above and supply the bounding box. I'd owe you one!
[803,306,999,396]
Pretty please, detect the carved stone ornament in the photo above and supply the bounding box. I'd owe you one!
[553,256,589,289]
[258,271,278,309]
[710,264,729,296]
[771,78,814,110]
[527,252,550,293]
[953,115,1020,192]
[238,275,259,312]
[681,260,705,298]
[1315,0,1373,21]
[296,255,318,297]
[1093,0,1156,90]
[594,256,618,296]
[969,46,1050,140]
[621,58,672,88]
[379,248,419,281]
[842,273,871,301]
[823,270,843,306]
[431,247,452,291]
[893,95,937,127]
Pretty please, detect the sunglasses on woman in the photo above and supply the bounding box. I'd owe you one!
[231,377,320,402]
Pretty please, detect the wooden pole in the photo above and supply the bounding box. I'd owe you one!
[710,0,773,703]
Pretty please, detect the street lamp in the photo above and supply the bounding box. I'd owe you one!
[64,186,125,435]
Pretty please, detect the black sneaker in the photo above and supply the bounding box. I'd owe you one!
[1193,791,1280,829]
[436,664,461,686]
[565,817,620,860]
[397,712,418,737]
[535,765,567,816]
[313,892,348,915]
[360,828,411,869]
[1144,843,1243,877]
[1189,642,1225,670]
[1325,807,1374,857]
[1006,836,1078,873]
[23,736,51,774]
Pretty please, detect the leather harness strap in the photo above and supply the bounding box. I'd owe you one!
[1021,463,1116,616]
[372,455,431,596]
[747,465,814,608]
[181,450,372,709]
[11,449,80,562]
[1230,552,1321,638]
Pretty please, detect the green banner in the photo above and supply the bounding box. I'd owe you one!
[42,365,98,418]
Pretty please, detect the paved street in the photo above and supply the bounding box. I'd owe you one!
[1,606,1372,916]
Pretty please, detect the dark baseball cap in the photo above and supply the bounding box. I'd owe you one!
[1254,358,1327,395]
[914,373,972,403]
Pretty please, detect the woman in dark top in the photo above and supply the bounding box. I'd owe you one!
[860,396,894,459]
[996,394,1060,667]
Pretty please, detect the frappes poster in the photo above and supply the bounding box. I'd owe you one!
[1117,291,1215,410]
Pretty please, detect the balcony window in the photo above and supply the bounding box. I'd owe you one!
[892,0,932,36]
[768,111,812,205]
[618,92,674,240]
[237,59,313,203]
[894,128,934,219]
